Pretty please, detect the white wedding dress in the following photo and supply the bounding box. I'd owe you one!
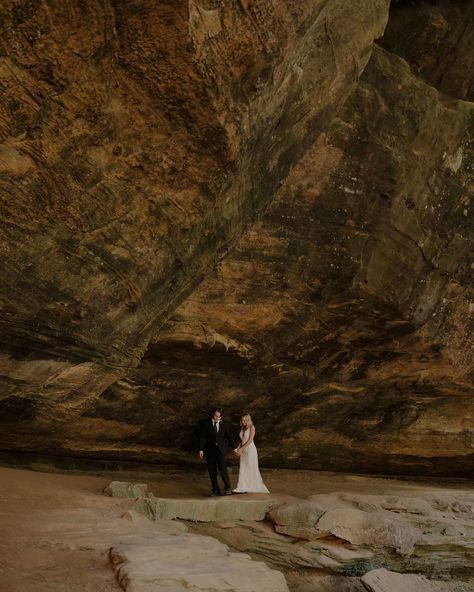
[233,428,269,493]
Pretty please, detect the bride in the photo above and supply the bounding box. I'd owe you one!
[233,414,269,493]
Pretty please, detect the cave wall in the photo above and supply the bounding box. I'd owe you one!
[51,43,473,476]
[0,0,388,428]
[0,1,473,477]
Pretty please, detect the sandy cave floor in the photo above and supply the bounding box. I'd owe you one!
[0,462,473,591]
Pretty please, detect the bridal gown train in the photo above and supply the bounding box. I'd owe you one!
[233,428,269,493]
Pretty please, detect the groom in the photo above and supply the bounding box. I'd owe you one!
[199,408,239,496]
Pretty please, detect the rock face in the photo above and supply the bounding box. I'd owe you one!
[45,44,472,474]
[0,1,473,478]
[145,43,473,476]
[381,0,474,101]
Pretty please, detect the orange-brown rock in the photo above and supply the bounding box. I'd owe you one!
[0,1,472,479]
[381,0,474,101]
[0,0,389,431]
[46,43,472,477]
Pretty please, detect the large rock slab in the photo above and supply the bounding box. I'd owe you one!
[104,479,276,522]
[186,518,376,572]
[314,508,420,555]
[361,568,472,592]
[110,533,289,592]
[133,495,276,522]
[1,466,289,592]
[104,481,149,499]
[268,500,326,539]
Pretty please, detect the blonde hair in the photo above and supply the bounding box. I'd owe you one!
[240,413,253,426]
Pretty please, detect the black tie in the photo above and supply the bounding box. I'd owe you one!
[214,421,218,433]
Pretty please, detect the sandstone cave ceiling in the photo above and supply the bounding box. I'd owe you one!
[0,0,472,476]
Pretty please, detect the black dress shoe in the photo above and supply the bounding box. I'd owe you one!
[224,489,233,495]
[210,490,221,497]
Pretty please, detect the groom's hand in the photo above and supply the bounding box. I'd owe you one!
[199,450,204,460]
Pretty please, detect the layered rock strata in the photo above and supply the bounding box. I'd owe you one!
[361,568,472,592]
[0,0,472,479]
[50,44,474,475]
[0,0,389,435]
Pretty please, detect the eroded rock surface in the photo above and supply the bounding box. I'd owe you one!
[105,479,276,521]
[361,568,472,592]
[189,488,474,584]
[110,532,289,592]
[0,0,389,436]
[0,0,472,480]
[51,43,474,475]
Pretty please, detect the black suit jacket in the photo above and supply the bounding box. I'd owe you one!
[199,419,237,456]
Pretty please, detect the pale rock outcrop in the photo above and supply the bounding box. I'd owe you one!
[133,495,275,522]
[361,568,471,592]
[187,517,376,571]
[104,481,149,499]
[193,488,474,582]
[105,480,276,521]
[110,533,289,592]
[268,499,421,553]
[314,508,420,555]
[268,500,326,538]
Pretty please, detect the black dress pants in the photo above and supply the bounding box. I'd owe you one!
[206,448,231,492]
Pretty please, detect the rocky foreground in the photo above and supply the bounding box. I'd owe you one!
[2,465,473,592]
[108,480,474,591]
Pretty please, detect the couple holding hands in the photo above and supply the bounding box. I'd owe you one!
[198,408,269,496]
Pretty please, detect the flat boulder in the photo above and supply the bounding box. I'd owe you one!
[268,501,326,539]
[104,481,149,499]
[361,568,465,592]
[133,495,276,522]
[111,532,289,592]
[315,508,420,555]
